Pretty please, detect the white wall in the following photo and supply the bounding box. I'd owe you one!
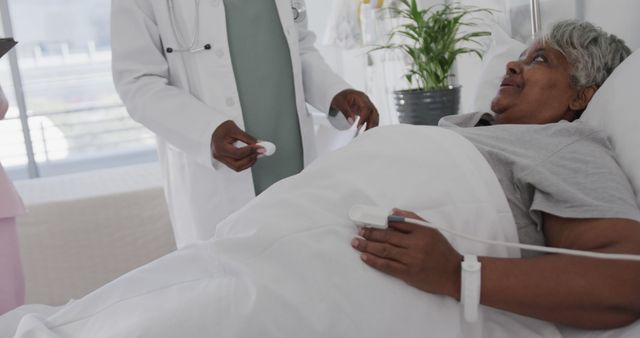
[582,0,640,50]
[505,0,639,49]
[304,0,342,74]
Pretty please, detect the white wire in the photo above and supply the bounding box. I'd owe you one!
[396,217,640,262]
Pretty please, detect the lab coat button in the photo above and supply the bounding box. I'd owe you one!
[225,97,235,107]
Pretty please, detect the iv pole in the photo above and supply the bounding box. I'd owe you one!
[530,0,542,36]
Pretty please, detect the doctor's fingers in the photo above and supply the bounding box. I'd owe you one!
[359,228,410,248]
[354,96,379,130]
[217,141,259,160]
[362,105,379,130]
[333,100,356,122]
[219,153,258,172]
[231,128,258,146]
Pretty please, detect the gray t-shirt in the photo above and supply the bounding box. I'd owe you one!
[440,112,640,252]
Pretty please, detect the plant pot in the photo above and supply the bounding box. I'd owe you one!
[393,86,461,125]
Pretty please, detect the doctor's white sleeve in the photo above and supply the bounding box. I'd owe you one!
[295,2,352,115]
[111,0,229,169]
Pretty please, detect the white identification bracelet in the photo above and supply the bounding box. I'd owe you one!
[461,255,481,322]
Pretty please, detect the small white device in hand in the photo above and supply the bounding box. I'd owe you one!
[233,140,276,157]
[256,141,276,157]
[349,205,640,262]
[348,204,390,229]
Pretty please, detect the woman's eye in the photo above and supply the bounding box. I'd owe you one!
[532,55,546,63]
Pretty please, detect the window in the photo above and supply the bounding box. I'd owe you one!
[0,0,156,180]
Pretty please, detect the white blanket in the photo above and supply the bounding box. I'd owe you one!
[8,125,566,337]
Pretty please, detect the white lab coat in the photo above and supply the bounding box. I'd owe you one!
[111,0,351,248]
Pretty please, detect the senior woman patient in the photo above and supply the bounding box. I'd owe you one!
[352,20,640,330]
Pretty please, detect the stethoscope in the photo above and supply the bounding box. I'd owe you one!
[166,0,306,54]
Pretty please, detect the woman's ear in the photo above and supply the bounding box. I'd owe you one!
[569,85,598,111]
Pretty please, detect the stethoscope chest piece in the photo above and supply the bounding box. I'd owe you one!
[291,0,306,23]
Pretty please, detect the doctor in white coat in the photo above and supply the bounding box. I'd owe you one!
[111,0,379,248]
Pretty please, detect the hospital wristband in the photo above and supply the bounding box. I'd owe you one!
[461,255,481,322]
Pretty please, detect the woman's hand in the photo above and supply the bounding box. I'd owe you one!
[351,209,463,299]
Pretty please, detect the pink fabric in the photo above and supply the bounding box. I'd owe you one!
[0,217,25,315]
[0,162,25,219]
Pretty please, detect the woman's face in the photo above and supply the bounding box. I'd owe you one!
[490,42,582,124]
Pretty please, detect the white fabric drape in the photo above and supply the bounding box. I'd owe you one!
[323,0,361,49]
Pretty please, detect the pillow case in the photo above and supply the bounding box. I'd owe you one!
[581,50,640,208]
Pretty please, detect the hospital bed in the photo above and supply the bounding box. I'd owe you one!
[2,43,639,335]
[2,0,640,337]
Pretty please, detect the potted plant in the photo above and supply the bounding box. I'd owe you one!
[374,0,492,125]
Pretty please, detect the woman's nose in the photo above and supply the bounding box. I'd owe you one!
[506,60,522,75]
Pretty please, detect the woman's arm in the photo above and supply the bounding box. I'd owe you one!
[480,214,640,329]
[352,211,640,329]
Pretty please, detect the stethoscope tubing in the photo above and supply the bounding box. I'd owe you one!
[166,0,304,54]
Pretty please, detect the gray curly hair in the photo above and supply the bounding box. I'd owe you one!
[537,20,631,89]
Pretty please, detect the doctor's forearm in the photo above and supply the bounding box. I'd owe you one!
[477,255,640,329]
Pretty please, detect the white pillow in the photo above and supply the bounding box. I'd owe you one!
[470,25,526,113]
[581,50,640,208]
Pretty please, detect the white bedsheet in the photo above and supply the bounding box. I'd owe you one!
[4,125,633,338]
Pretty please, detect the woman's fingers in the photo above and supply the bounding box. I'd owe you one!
[351,238,407,263]
[353,219,463,297]
[388,209,425,233]
[359,253,406,277]
[359,228,410,248]
[352,235,408,277]
[392,208,421,219]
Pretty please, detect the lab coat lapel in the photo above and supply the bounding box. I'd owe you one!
[272,0,316,167]
[273,0,293,29]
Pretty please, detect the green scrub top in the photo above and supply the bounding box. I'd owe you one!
[223,0,304,195]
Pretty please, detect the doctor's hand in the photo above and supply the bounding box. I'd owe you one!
[351,209,463,300]
[211,120,261,172]
[330,89,379,130]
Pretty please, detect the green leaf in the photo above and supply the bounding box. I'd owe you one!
[369,1,493,90]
